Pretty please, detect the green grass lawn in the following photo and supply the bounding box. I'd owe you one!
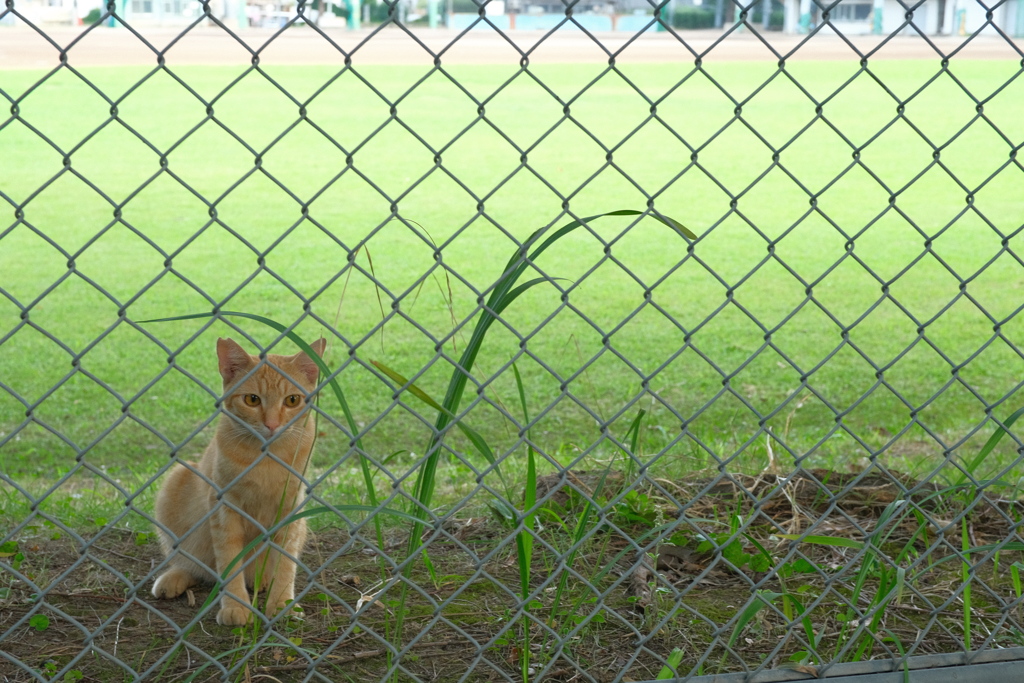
[3,57,1024,525]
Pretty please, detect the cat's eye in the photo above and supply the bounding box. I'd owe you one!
[243,394,261,407]
[284,395,301,408]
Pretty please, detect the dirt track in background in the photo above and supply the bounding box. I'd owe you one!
[1,24,1022,69]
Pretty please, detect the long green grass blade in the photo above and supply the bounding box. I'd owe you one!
[961,541,1024,553]
[963,517,971,647]
[871,499,907,541]
[626,409,645,454]
[840,498,917,663]
[742,533,775,568]
[852,565,896,662]
[957,405,1024,485]
[846,497,915,661]
[728,591,783,649]
[523,457,536,567]
[881,629,910,683]
[513,361,537,681]
[656,648,684,680]
[777,534,864,549]
[911,541,1024,577]
[552,449,620,630]
[457,421,512,498]
[783,593,818,661]
[139,312,335,382]
[622,409,646,480]
[372,360,447,413]
[498,277,566,314]
[512,361,536,597]
[832,500,904,663]
[371,360,510,498]
[895,510,929,565]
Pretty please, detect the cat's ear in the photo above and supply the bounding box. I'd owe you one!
[294,338,326,385]
[308,338,326,358]
[217,338,253,385]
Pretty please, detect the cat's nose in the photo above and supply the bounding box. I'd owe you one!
[265,420,280,435]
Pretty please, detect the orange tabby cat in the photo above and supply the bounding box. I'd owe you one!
[151,337,325,626]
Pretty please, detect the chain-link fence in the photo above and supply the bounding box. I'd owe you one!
[3,1,1024,681]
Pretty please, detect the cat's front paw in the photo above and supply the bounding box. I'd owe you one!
[152,568,193,600]
[216,605,252,626]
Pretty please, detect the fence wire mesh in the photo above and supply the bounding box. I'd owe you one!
[2,1,1024,681]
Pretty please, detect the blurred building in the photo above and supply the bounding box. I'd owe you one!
[781,0,1022,35]
[3,0,270,25]
[4,0,1021,33]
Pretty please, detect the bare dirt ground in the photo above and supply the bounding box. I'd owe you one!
[1,23,1022,70]
[1,470,1022,682]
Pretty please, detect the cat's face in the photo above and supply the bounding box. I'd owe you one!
[216,337,326,442]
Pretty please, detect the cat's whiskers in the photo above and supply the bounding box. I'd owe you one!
[218,419,313,469]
